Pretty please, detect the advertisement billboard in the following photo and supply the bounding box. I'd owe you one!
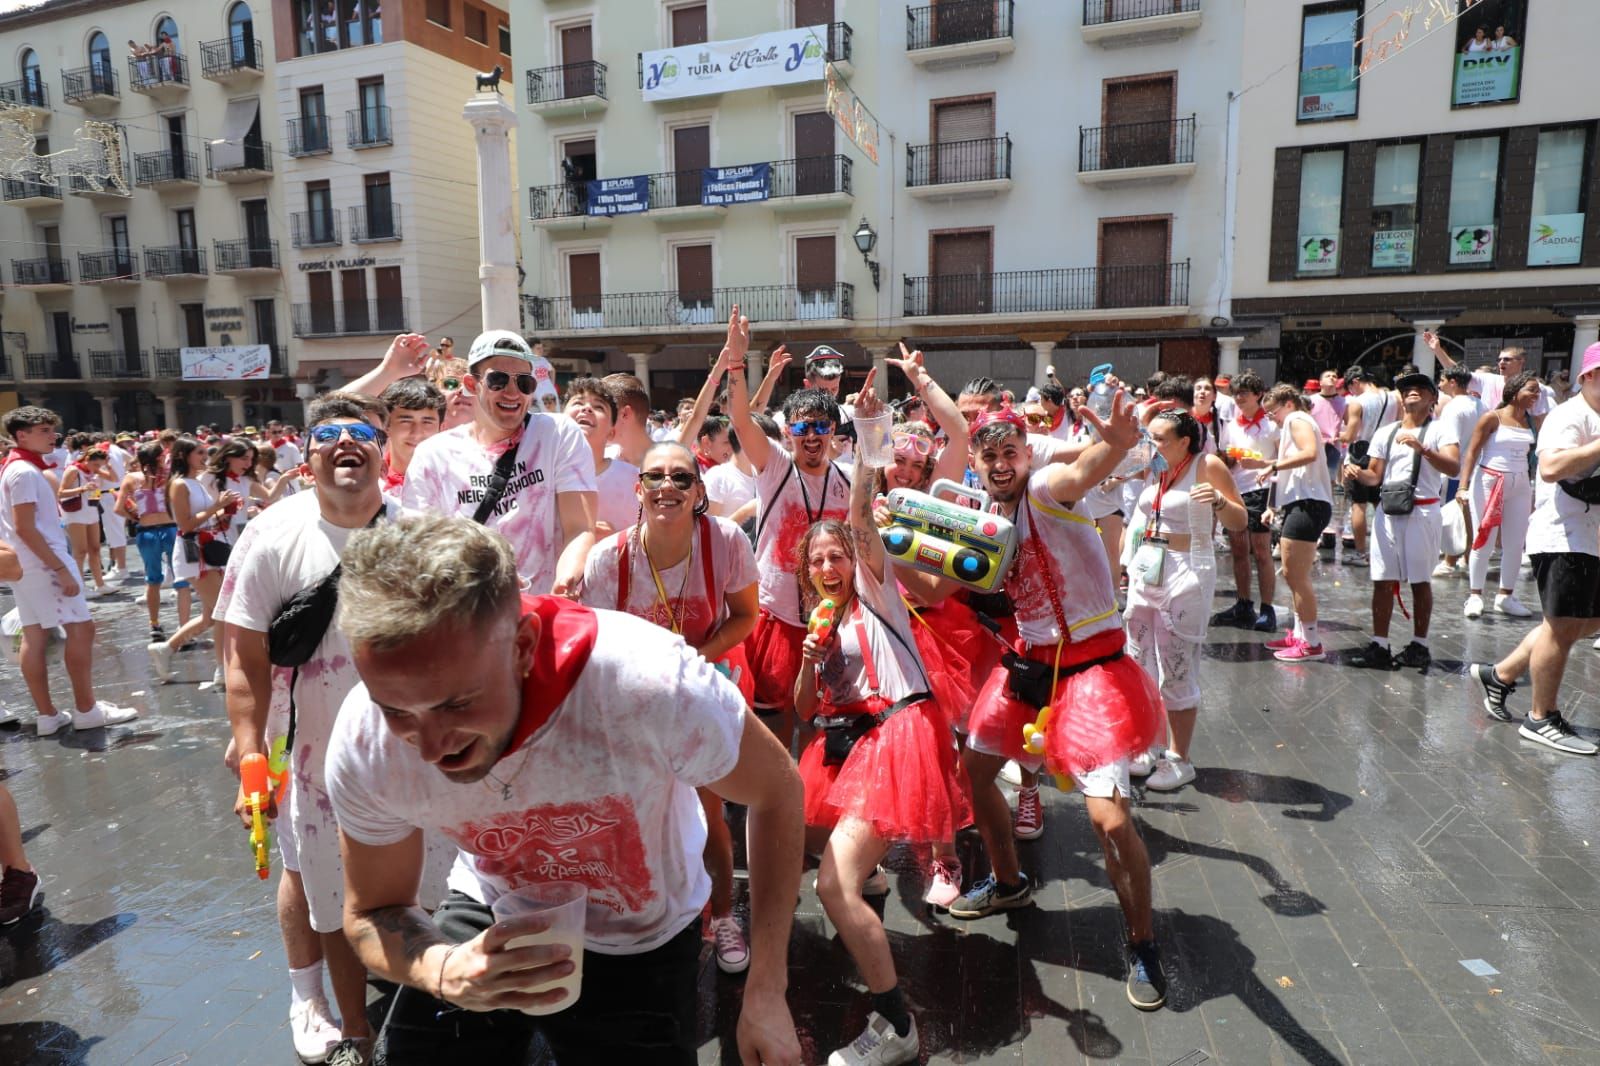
[1298,3,1361,122]
[641,25,827,102]
[1452,0,1527,107]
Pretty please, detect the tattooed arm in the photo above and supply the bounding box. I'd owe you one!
[850,371,888,584]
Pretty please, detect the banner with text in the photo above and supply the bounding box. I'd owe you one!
[180,344,271,381]
[1527,213,1584,267]
[701,163,770,206]
[641,25,827,102]
[586,175,649,216]
[1452,0,1526,107]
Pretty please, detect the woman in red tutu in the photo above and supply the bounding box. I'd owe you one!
[795,373,967,1066]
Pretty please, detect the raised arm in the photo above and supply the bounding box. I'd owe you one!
[1044,390,1139,506]
[888,343,969,486]
[345,333,432,396]
[723,309,772,473]
[674,346,733,448]
[848,369,887,582]
[750,345,791,414]
[1423,330,1459,370]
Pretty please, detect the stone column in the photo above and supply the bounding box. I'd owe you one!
[746,347,766,396]
[1216,336,1244,378]
[1029,341,1056,388]
[1571,314,1600,381]
[159,393,180,431]
[228,391,247,428]
[463,92,520,333]
[96,394,116,433]
[295,382,318,425]
[864,344,892,394]
[1411,319,1447,376]
[627,350,652,394]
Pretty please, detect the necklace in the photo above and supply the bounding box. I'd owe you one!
[482,734,537,801]
[640,524,694,635]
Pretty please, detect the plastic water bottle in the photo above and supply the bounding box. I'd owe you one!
[1111,429,1153,479]
[1087,363,1116,420]
[1187,482,1215,579]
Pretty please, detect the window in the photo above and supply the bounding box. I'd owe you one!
[499,23,512,57]
[1296,149,1344,275]
[155,16,179,53]
[671,4,708,47]
[20,48,41,103]
[88,31,113,92]
[307,181,334,243]
[674,244,714,322]
[229,4,257,65]
[181,302,206,347]
[794,234,837,318]
[568,252,602,318]
[175,208,197,253]
[1102,75,1176,169]
[1098,217,1171,307]
[1370,143,1421,269]
[1527,128,1588,267]
[356,78,388,146]
[560,25,596,97]
[343,269,370,332]
[375,266,404,330]
[465,6,487,44]
[931,97,995,183]
[1297,2,1360,122]
[307,272,335,335]
[364,173,395,239]
[1447,135,1500,265]
[1452,1,1527,108]
[930,230,992,314]
[795,0,835,25]
[299,88,328,153]
[426,0,451,28]
[670,124,709,207]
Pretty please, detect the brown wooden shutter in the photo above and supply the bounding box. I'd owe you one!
[1103,77,1174,168]
[561,24,595,97]
[569,253,602,313]
[795,235,836,293]
[676,244,713,304]
[305,276,333,335]
[1098,219,1169,307]
[374,265,404,331]
[672,4,708,46]
[793,111,835,195]
[934,99,995,182]
[342,269,370,332]
[794,0,834,25]
[672,124,710,207]
[931,231,992,314]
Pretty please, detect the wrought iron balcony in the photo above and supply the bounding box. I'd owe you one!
[906,135,1012,188]
[205,140,273,181]
[529,154,853,220]
[214,239,280,273]
[66,164,131,199]
[153,347,182,377]
[903,261,1189,316]
[26,353,82,379]
[526,61,608,105]
[823,22,854,65]
[522,283,854,333]
[906,0,1014,51]
[62,64,118,105]
[292,300,410,338]
[200,37,263,81]
[11,257,70,287]
[143,246,207,278]
[134,150,199,187]
[349,205,401,242]
[78,251,139,283]
[291,211,341,248]
[1079,115,1196,173]
[287,116,331,157]
[347,105,392,149]
[90,349,149,378]
[2,178,62,206]
[1083,0,1201,26]
[0,78,47,109]
[127,53,188,94]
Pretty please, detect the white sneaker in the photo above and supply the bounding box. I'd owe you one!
[36,711,67,737]
[862,865,890,896]
[997,759,1023,786]
[1145,755,1196,792]
[0,704,16,728]
[147,641,175,682]
[709,915,750,974]
[1495,593,1532,618]
[1463,594,1485,619]
[103,566,123,583]
[289,996,341,1064]
[72,702,139,730]
[1129,748,1160,777]
[1432,561,1455,579]
[200,667,226,692]
[83,585,106,600]
[828,1012,919,1066]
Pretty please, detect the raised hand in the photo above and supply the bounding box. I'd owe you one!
[886,341,926,381]
[766,344,791,375]
[721,305,751,366]
[854,367,882,419]
[1079,389,1139,451]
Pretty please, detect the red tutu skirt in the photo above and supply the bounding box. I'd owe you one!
[799,698,971,843]
[712,641,755,707]
[904,596,985,731]
[1042,645,1166,779]
[748,611,806,710]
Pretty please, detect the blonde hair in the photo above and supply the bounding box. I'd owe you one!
[338,515,522,652]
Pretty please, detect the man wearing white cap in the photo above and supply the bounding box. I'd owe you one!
[402,330,598,595]
[804,345,855,462]
[1474,342,1600,756]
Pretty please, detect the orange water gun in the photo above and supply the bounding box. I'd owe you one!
[808,598,838,644]
[1226,446,1264,461]
[240,753,271,881]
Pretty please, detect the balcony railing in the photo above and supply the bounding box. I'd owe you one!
[0,78,47,108]
[143,246,207,277]
[90,349,149,378]
[127,53,187,92]
[1084,0,1200,26]
[26,353,82,379]
[62,64,118,103]
[153,347,182,376]
[530,154,852,219]
[291,211,341,248]
[1079,115,1195,172]
[824,22,854,64]
[523,283,855,332]
[133,150,198,186]
[66,165,131,197]
[200,37,263,79]
[205,140,273,178]
[906,135,1012,187]
[287,116,331,157]
[903,261,1189,316]
[214,239,280,271]
[2,178,62,204]
[907,0,1014,50]
[347,105,392,149]
[349,204,400,242]
[292,300,410,337]
[526,61,608,105]
[78,251,139,282]
[12,257,70,285]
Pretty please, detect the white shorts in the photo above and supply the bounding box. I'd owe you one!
[101,508,127,549]
[286,771,345,933]
[8,570,91,629]
[62,507,97,527]
[1371,505,1443,585]
[1072,756,1133,799]
[1124,604,1203,709]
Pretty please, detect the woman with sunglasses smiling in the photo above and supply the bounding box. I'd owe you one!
[581,441,760,977]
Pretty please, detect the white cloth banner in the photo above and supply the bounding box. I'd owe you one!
[640,25,827,101]
[181,344,271,381]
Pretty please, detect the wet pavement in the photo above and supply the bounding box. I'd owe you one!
[2,540,1599,1065]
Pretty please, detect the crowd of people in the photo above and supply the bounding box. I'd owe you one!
[0,312,1597,1066]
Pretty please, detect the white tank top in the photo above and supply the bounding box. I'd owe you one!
[1004,470,1122,648]
[1276,411,1334,506]
[177,476,214,528]
[1481,419,1535,474]
[1135,454,1201,536]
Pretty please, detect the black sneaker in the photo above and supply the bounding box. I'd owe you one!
[1474,663,1516,722]
[1518,712,1599,756]
[1253,605,1278,632]
[1209,601,1254,629]
[1126,940,1167,1011]
[947,873,1033,920]
[1347,641,1395,670]
[0,866,41,925]
[1394,642,1431,669]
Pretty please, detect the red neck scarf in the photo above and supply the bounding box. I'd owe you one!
[380,449,405,491]
[1048,406,1066,433]
[1195,410,1214,425]
[693,447,717,472]
[500,596,599,761]
[1236,408,1267,430]
[5,447,54,470]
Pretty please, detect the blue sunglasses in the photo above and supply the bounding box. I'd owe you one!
[787,420,834,438]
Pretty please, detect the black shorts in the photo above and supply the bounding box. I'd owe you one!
[1533,553,1600,620]
[1280,499,1333,543]
[1348,479,1381,505]
[1239,488,1270,534]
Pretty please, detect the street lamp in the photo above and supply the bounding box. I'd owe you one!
[853,216,880,291]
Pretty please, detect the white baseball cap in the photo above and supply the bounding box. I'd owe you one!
[467,329,534,369]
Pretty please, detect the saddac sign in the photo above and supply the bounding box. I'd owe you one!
[641,25,827,101]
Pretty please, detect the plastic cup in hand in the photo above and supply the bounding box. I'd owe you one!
[854,410,895,468]
[489,881,587,1015]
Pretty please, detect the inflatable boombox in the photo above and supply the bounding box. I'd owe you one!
[881,479,1019,592]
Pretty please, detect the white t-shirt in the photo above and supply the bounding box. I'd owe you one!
[1370,419,1459,502]
[704,462,756,517]
[402,417,596,592]
[275,439,304,472]
[1220,411,1280,493]
[1353,390,1399,444]
[106,446,129,480]
[593,458,640,535]
[1441,393,1484,463]
[1526,396,1600,557]
[752,452,852,626]
[326,604,746,954]
[581,516,757,644]
[1470,370,1554,416]
[814,560,928,707]
[0,459,69,574]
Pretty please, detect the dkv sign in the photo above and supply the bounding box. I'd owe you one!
[641,25,827,101]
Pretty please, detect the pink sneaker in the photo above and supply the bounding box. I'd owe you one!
[1013,786,1044,840]
[1265,632,1301,652]
[923,857,962,910]
[1274,641,1324,663]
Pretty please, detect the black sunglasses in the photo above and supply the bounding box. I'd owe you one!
[639,471,697,491]
[483,370,536,395]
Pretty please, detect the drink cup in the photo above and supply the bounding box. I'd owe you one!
[489,881,587,1015]
[854,410,895,468]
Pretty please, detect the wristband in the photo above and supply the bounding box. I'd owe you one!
[436,943,460,1003]
[728,363,745,372]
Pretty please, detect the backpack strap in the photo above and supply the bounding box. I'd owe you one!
[614,529,632,611]
[472,415,529,524]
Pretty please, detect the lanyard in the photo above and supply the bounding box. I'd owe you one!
[796,463,833,525]
[644,528,692,634]
[618,517,719,642]
[1148,454,1194,537]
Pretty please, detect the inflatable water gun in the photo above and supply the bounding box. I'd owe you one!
[1226,446,1263,461]
[240,752,272,881]
[808,598,838,644]
[1020,706,1074,792]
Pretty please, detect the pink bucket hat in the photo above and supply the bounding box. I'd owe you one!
[1582,341,1600,380]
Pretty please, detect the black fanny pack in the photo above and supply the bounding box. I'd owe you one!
[1003,647,1125,711]
[816,692,929,766]
[1559,475,1600,507]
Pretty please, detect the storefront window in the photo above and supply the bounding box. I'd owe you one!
[1297,149,1344,275]
[1526,127,1588,267]
[1447,135,1500,266]
[1370,143,1420,270]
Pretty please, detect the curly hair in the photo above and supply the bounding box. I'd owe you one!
[1499,370,1541,410]
[792,518,857,620]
